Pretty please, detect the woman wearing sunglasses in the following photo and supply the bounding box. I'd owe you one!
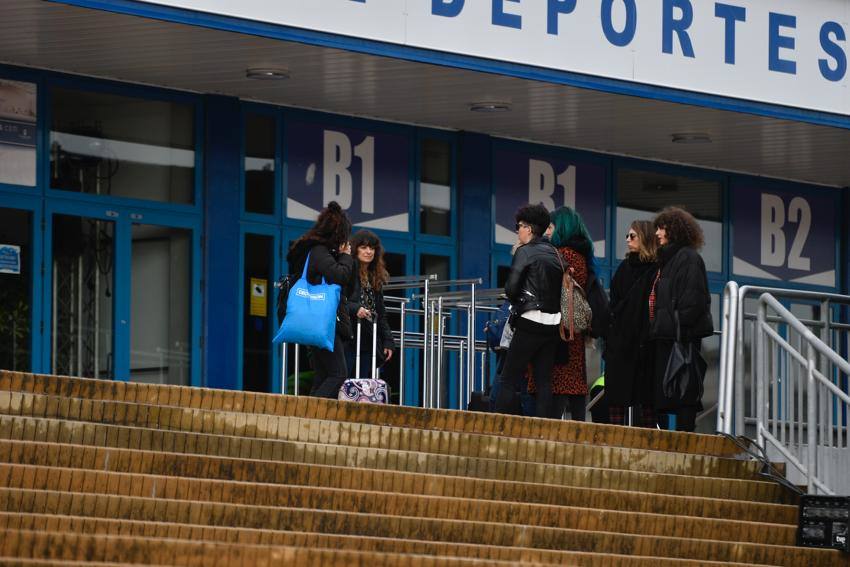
[605,220,659,427]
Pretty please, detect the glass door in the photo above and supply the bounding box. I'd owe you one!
[130,222,192,385]
[49,212,115,379]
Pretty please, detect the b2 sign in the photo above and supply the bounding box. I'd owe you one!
[286,120,410,232]
[732,183,836,286]
[493,147,606,258]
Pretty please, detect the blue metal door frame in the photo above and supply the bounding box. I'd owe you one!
[43,197,203,385]
[237,222,281,393]
[0,193,43,372]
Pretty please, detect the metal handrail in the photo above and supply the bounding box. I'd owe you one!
[718,281,850,435]
[755,292,850,494]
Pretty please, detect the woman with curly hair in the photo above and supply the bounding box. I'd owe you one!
[606,220,659,427]
[649,206,713,431]
[345,229,396,376]
[286,201,355,398]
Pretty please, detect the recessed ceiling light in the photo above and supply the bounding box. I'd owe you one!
[671,132,712,144]
[469,101,512,113]
[246,67,290,80]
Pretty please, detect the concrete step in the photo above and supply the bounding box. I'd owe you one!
[0,371,743,458]
[0,439,797,524]
[0,515,777,567]
[0,389,763,481]
[2,528,523,566]
[0,415,787,503]
[0,464,798,546]
[0,489,842,566]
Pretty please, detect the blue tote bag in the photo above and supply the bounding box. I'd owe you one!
[272,252,340,351]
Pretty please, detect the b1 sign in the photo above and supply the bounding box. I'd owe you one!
[134,0,850,116]
[493,146,606,257]
[286,120,410,231]
[732,182,837,287]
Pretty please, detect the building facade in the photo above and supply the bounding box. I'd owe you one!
[1,0,848,423]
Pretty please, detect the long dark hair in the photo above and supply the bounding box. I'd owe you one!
[290,201,351,251]
[351,229,389,291]
[630,220,658,262]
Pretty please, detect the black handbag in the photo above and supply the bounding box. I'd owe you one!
[662,309,707,402]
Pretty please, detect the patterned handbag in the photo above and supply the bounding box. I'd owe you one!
[553,246,592,342]
[338,378,390,403]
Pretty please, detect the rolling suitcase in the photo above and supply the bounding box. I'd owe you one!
[338,318,390,404]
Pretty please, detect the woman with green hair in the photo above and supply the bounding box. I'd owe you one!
[527,206,595,420]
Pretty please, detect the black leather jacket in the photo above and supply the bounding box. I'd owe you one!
[504,237,563,316]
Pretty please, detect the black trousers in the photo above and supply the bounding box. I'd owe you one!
[658,407,697,432]
[310,334,348,399]
[552,394,586,421]
[494,317,560,419]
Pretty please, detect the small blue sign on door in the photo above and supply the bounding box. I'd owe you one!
[0,244,21,274]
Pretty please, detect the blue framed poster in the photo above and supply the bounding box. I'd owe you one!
[493,145,606,258]
[732,181,838,288]
[286,119,410,232]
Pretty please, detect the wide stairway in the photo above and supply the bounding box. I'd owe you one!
[0,370,846,566]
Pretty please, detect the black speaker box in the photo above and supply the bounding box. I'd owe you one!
[797,494,849,552]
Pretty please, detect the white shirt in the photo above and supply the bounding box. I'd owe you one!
[521,309,561,325]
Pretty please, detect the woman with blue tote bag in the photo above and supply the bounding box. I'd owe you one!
[284,202,355,398]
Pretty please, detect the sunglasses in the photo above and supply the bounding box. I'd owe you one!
[626,232,638,241]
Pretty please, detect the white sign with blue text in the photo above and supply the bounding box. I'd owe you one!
[137,0,850,115]
[0,245,21,275]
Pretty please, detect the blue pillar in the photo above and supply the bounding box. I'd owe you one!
[458,132,492,281]
[203,95,241,390]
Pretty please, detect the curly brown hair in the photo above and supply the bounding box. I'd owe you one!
[351,229,389,291]
[291,201,351,251]
[653,206,704,249]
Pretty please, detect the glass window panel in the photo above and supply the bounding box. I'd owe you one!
[52,214,114,379]
[0,79,37,187]
[130,224,191,385]
[50,87,195,204]
[244,113,276,215]
[421,253,450,281]
[0,208,32,370]
[615,168,722,272]
[243,233,273,392]
[420,139,452,236]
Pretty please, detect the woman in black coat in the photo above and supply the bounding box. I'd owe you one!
[345,230,396,377]
[605,220,658,427]
[648,207,714,432]
[286,201,355,399]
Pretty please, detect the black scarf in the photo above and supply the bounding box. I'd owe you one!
[657,242,684,267]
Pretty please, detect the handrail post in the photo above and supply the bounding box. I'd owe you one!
[458,338,465,410]
[293,344,300,396]
[281,342,288,395]
[735,285,746,436]
[807,340,817,494]
[756,300,766,449]
[468,283,476,400]
[399,301,406,406]
[436,296,444,409]
[422,278,430,408]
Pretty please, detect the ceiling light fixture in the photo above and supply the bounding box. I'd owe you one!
[246,67,290,80]
[671,132,712,144]
[469,101,512,113]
